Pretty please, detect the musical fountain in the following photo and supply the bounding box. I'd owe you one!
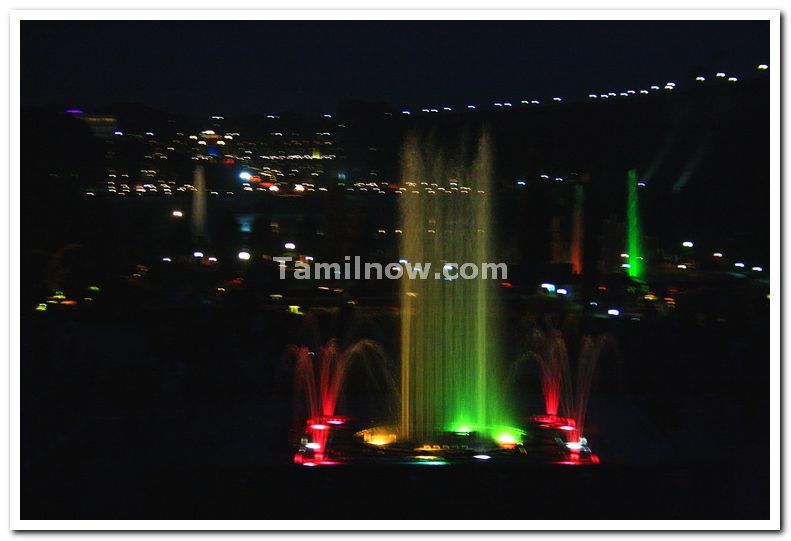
[292,132,603,466]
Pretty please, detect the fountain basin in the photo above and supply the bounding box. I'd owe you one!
[293,416,599,466]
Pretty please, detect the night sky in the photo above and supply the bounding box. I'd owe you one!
[21,20,768,115]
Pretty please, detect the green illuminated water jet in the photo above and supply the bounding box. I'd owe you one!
[399,131,515,444]
[626,168,644,279]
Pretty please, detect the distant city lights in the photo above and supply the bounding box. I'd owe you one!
[193,251,204,258]
[713,252,723,258]
[752,266,763,272]
[682,241,694,248]
[238,251,251,261]
[557,288,568,295]
[171,210,183,218]
[540,283,556,293]
[607,309,620,316]
[284,242,296,250]
[735,262,745,268]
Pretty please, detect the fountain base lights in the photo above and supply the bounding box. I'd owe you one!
[293,416,599,466]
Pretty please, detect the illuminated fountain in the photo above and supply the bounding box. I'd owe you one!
[191,165,207,245]
[291,339,398,466]
[625,168,643,280]
[527,328,611,453]
[398,131,518,446]
[291,131,603,466]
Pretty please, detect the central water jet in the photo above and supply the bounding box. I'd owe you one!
[398,131,515,444]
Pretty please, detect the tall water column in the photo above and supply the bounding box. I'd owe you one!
[399,132,513,444]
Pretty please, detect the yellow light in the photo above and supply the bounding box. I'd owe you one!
[496,434,516,445]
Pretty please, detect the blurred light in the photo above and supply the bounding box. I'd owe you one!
[650,86,659,90]
[310,424,328,430]
[621,263,631,268]
[728,77,738,82]
[239,171,252,181]
[467,105,476,109]
[285,242,296,250]
[294,184,305,192]
[401,110,411,115]
[713,252,723,258]
[305,443,321,450]
[735,262,745,268]
[559,425,575,431]
[588,94,598,98]
[696,76,705,81]
[268,185,280,192]
[238,251,251,261]
[557,288,568,295]
[716,72,726,78]
[607,308,620,316]
[473,455,491,460]
[752,266,763,272]
[758,64,769,70]
[620,253,629,258]
[552,97,562,102]
[496,434,516,445]
[677,264,687,269]
[208,256,217,263]
[193,251,204,258]
[114,131,123,136]
[540,283,556,293]
[162,257,172,262]
[566,441,583,451]
[35,303,47,312]
[682,241,694,248]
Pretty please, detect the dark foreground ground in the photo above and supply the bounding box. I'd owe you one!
[20,271,769,520]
